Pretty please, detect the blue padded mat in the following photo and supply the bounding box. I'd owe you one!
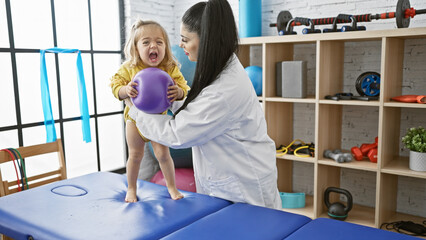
[285,218,419,240]
[0,172,231,240]
[162,202,312,240]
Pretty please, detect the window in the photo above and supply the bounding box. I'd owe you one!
[0,0,126,179]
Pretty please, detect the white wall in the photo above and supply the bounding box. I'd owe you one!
[125,0,238,46]
[125,0,426,217]
[173,0,239,45]
[124,0,175,41]
[263,0,426,36]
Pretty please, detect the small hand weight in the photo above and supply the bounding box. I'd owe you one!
[333,149,352,162]
[324,150,345,163]
[324,150,352,163]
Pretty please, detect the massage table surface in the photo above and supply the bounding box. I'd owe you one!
[0,172,231,240]
[162,202,311,239]
[285,217,418,240]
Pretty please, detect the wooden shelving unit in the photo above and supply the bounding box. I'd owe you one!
[238,27,426,231]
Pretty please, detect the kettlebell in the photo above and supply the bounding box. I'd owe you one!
[324,187,353,221]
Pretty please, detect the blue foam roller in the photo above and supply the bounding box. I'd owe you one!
[239,0,262,38]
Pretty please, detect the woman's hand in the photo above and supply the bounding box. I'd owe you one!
[168,85,183,102]
[124,98,133,107]
[126,81,138,98]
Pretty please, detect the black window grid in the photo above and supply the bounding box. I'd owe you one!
[1,0,127,174]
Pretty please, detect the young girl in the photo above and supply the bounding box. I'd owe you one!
[110,19,190,202]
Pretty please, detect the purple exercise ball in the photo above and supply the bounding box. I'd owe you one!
[131,68,175,114]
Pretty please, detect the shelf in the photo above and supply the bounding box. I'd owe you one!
[238,39,263,45]
[382,157,426,179]
[385,212,426,239]
[318,159,378,172]
[384,102,426,109]
[240,35,317,45]
[319,203,376,228]
[266,96,316,103]
[240,26,426,232]
[319,99,380,106]
[345,204,377,228]
[281,194,314,219]
[240,27,426,45]
[277,155,315,163]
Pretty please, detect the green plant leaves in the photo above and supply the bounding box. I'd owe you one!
[402,126,426,153]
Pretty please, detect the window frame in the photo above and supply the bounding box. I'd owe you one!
[0,0,127,174]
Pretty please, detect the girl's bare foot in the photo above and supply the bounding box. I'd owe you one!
[168,187,184,200]
[125,189,138,202]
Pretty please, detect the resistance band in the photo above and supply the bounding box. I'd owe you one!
[276,139,315,157]
[7,149,24,191]
[8,148,29,190]
[40,47,91,143]
[0,149,22,192]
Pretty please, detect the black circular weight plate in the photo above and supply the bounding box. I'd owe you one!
[356,71,381,96]
[396,0,410,28]
[277,10,293,32]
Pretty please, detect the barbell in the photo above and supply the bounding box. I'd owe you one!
[269,0,426,35]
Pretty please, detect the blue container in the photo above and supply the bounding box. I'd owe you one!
[280,192,306,209]
[239,0,262,38]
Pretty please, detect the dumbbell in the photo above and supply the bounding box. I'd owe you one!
[324,150,352,163]
[351,147,363,161]
[333,149,353,162]
[367,148,378,163]
[351,137,378,162]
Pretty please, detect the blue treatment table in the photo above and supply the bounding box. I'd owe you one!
[162,203,311,240]
[286,217,418,240]
[0,172,418,240]
[0,172,230,240]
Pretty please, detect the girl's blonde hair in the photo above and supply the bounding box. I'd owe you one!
[124,19,177,70]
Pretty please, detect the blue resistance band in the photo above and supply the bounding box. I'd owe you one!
[40,47,91,143]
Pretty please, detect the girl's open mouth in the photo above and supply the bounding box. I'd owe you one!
[149,52,158,62]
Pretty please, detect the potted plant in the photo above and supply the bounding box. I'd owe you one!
[402,126,426,171]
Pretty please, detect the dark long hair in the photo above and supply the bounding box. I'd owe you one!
[174,0,239,116]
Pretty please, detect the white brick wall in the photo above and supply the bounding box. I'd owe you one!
[126,0,426,218]
[125,0,176,40]
[126,0,238,46]
[172,0,239,45]
[264,0,426,36]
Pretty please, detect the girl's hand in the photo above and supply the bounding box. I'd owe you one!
[126,81,138,98]
[167,85,183,102]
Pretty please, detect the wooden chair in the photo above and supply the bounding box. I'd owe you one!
[0,139,66,197]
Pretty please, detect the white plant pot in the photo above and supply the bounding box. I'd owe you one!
[409,151,426,172]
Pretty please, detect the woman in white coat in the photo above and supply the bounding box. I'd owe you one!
[128,0,281,209]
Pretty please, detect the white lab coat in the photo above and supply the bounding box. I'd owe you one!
[128,54,281,209]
